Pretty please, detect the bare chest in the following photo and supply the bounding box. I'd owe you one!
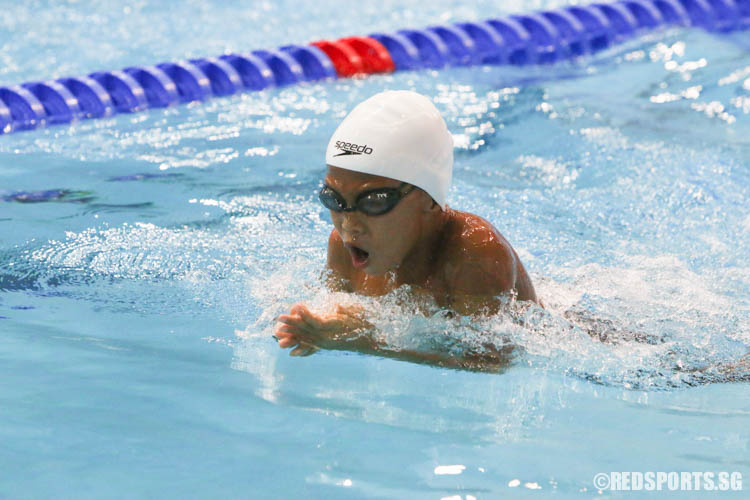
[349,268,451,307]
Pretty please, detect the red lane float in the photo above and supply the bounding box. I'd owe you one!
[310,40,365,77]
[338,37,395,74]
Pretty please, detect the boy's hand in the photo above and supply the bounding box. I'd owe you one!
[274,303,373,356]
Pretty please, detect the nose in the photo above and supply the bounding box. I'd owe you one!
[339,211,365,236]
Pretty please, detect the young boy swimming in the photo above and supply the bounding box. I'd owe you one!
[274,90,538,364]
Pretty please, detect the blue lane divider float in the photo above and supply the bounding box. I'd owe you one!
[542,9,588,57]
[88,71,148,113]
[191,57,244,96]
[592,3,640,40]
[1,0,749,135]
[368,33,422,70]
[251,49,305,86]
[484,17,536,65]
[568,6,615,51]
[427,25,478,66]
[455,22,507,65]
[0,85,46,131]
[0,99,12,134]
[57,76,114,118]
[508,14,560,64]
[156,61,213,102]
[22,81,82,125]
[624,0,665,28]
[280,45,338,81]
[123,66,179,107]
[219,53,275,90]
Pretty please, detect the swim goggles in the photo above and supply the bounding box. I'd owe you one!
[318,183,415,216]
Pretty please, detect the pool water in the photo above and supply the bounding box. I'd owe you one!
[1,0,749,498]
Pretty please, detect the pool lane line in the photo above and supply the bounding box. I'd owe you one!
[1,0,749,135]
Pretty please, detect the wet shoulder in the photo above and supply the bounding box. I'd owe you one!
[442,210,539,303]
[440,210,517,294]
[442,210,515,259]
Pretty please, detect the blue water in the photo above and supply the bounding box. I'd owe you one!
[1,1,750,498]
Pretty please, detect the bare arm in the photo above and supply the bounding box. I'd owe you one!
[274,230,513,370]
[274,303,511,372]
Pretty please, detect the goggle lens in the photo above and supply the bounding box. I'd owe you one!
[318,184,413,216]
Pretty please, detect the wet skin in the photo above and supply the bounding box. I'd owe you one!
[274,166,538,364]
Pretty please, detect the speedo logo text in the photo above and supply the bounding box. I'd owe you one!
[333,140,373,157]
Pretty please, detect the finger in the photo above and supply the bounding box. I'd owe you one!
[290,303,308,316]
[295,305,327,330]
[278,335,299,348]
[277,313,303,326]
[292,304,317,323]
[275,322,301,335]
[276,321,321,347]
[274,325,300,344]
[275,331,294,343]
[274,331,299,346]
[290,343,318,356]
[278,314,318,333]
[277,319,320,343]
[275,325,299,338]
[290,304,313,323]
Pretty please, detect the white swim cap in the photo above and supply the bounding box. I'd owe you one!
[325,90,453,210]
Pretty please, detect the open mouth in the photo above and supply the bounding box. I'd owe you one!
[345,243,370,269]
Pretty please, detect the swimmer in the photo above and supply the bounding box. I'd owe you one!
[274,90,538,367]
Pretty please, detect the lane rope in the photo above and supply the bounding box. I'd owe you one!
[1,0,748,135]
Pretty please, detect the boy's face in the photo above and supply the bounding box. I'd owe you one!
[323,166,432,275]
